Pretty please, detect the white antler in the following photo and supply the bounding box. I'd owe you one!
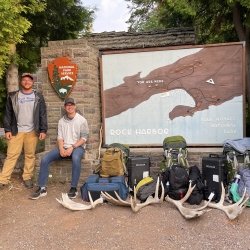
[101,191,131,206]
[56,192,103,211]
[208,182,249,220]
[101,177,164,212]
[130,177,164,212]
[165,182,213,219]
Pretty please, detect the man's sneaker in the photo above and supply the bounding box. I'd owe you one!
[30,187,47,200]
[23,179,33,189]
[68,187,78,199]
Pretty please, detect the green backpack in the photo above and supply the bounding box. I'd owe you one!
[160,135,189,172]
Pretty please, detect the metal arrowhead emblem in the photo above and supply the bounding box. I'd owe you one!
[48,57,78,99]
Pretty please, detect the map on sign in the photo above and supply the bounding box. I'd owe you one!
[101,43,244,146]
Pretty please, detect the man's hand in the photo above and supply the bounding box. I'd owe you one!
[39,132,46,140]
[59,148,67,157]
[59,147,73,157]
[5,132,12,140]
[65,147,73,157]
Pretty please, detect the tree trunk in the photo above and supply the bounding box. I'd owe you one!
[6,44,19,93]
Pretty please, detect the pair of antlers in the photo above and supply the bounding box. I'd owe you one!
[56,178,249,220]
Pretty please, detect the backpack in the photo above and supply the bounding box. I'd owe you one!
[81,174,128,202]
[161,135,189,172]
[95,143,130,177]
[108,143,130,164]
[135,176,156,202]
[161,163,189,200]
[229,167,250,207]
[238,167,250,197]
[223,138,250,180]
[187,165,205,205]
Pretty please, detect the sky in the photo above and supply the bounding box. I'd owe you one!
[83,0,131,33]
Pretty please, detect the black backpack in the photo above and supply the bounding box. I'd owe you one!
[162,163,189,200]
[187,165,205,205]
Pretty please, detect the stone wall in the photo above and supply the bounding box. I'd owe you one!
[37,38,100,181]
[33,28,222,184]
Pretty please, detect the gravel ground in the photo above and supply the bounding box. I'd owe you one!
[0,177,250,250]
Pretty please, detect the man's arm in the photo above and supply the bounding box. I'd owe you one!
[3,94,14,133]
[3,94,15,140]
[58,138,68,157]
[38,93,48,133]
[72,138,87,149]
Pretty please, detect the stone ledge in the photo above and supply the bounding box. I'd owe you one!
[33,147,224,184]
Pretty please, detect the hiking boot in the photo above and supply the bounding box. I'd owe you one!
[23,179,33,189]
[68,187,78,199]
[30,187,47,200]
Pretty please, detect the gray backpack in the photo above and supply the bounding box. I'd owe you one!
[238,167,250,197]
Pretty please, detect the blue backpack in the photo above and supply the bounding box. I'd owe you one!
[81,174,128,202]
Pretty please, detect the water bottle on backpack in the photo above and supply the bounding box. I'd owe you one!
[233,174,241,184]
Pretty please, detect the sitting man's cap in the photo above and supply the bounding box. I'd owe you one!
[21,73,34,80]
[64,97,76,105]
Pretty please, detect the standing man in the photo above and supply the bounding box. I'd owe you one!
[31,98,89,199]
[0,73,47,189]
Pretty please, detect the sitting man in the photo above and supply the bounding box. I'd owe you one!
[31,98,89,199]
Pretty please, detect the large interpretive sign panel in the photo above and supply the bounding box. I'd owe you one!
[101,42,245,146]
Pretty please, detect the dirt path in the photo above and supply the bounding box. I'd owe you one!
[0,177,250,250]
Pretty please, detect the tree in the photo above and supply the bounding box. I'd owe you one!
[126,0,193,31]
[0,0,45,79]
[17,0,94,73]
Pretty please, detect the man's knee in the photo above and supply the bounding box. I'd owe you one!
[72,149,84,161]
[40,154,52,166]
[72,155,82,163]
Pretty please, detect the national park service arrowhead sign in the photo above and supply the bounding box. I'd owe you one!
[48,57,78,99]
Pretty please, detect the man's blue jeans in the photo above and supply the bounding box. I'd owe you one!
[38,147,84,188]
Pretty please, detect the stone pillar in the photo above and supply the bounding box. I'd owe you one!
[39,39,101,179]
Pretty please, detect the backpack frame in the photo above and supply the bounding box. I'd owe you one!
[161,135,189,172]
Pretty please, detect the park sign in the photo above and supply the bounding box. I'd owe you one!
[101,42,245,146]
[48,57,78,99]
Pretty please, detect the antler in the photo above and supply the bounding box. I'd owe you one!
[101,177,164,212]
[165,182,213,219]
[101,191,131,206]
[208,182,249,220]
[130,177,164,212]
[56,192,104,211]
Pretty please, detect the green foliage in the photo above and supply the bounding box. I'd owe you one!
[0,137,7,153]
[126,0,250,43]
[17,0,94,73]
[36,139,45,153]
[0,77,7,126]
[0,0,46,78]
[0,0,94,76]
